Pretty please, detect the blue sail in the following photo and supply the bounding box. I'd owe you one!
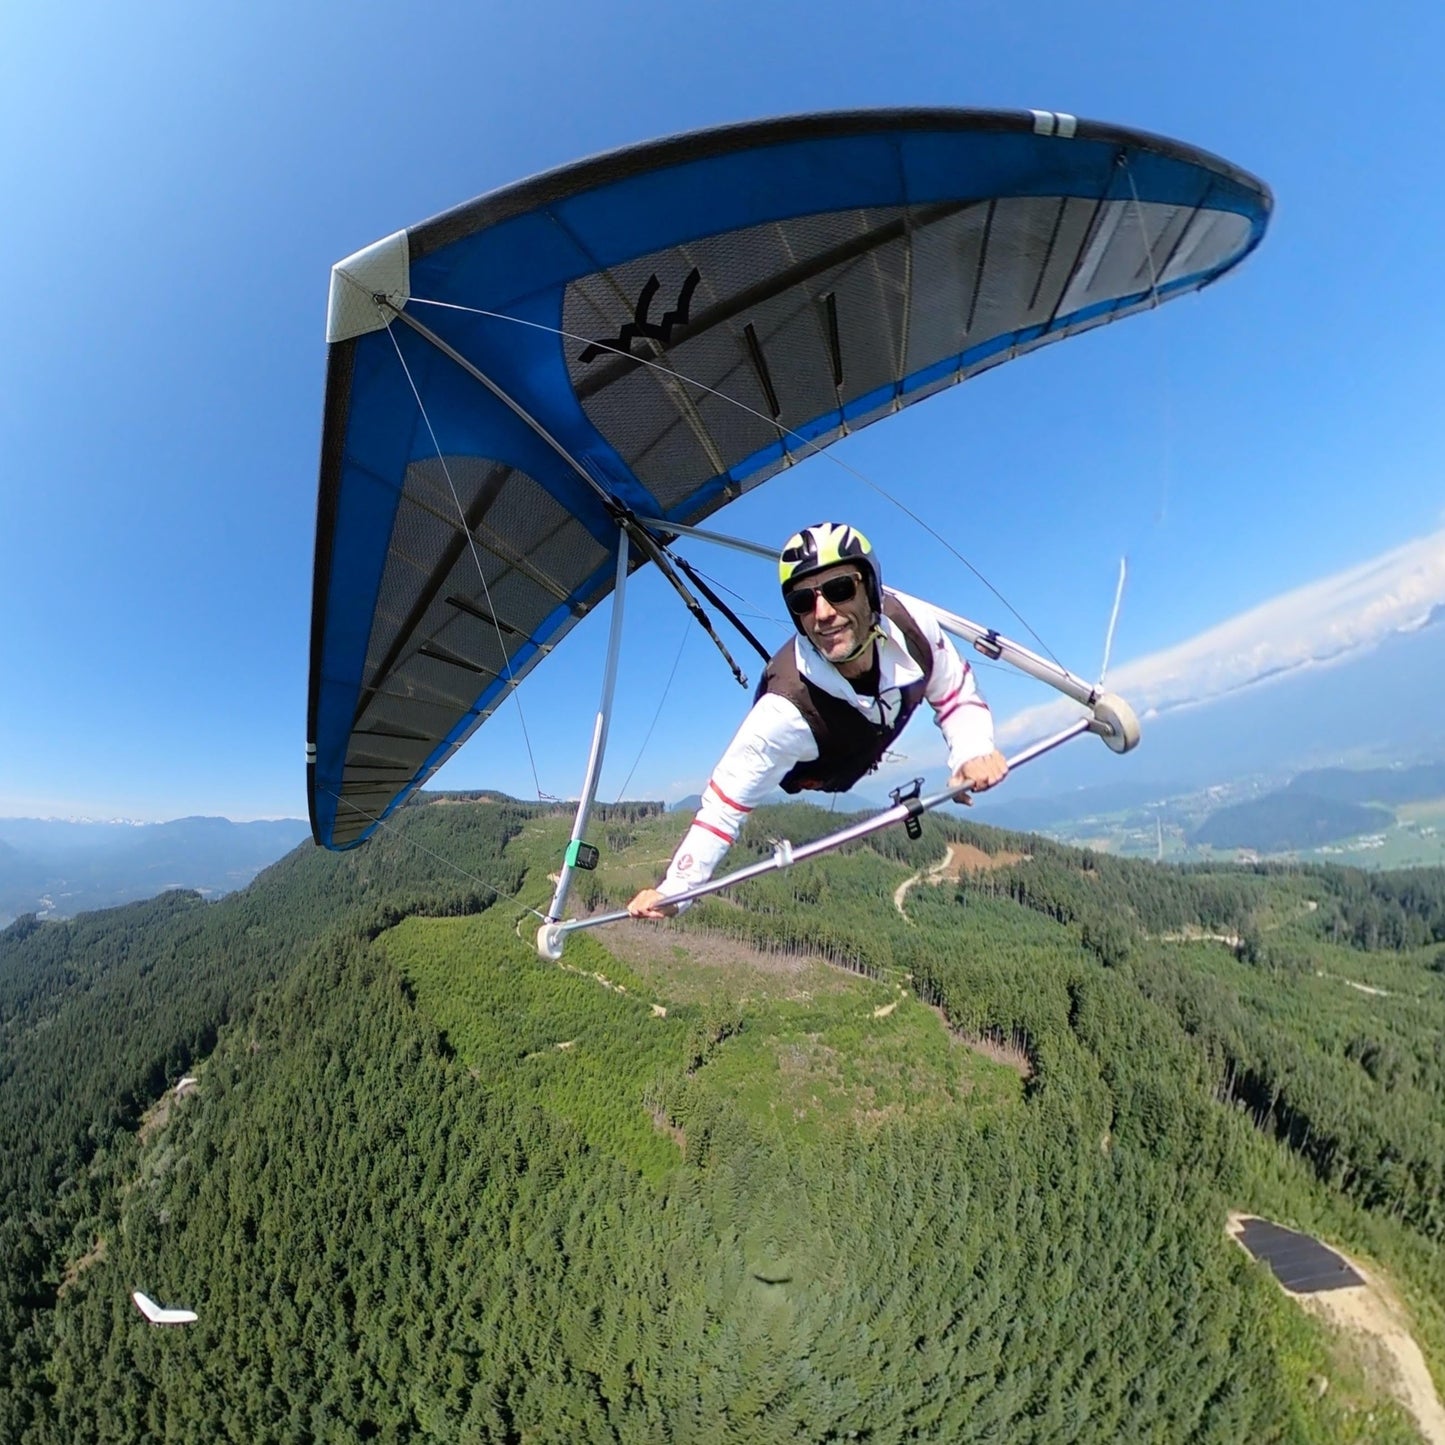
[308,108,1271,848]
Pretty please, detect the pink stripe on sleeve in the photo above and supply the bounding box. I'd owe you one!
[707,780,753,812]
[692,819,735,844]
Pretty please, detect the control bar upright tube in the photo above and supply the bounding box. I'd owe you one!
[546,532,630,922]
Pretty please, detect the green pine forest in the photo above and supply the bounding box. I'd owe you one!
[2,795,1444,1442]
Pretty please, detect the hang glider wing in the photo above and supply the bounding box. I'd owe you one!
[132,1290,197,1325]
[308,107,1271,848]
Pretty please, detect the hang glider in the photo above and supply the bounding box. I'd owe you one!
[306,108,1270,943]
[132,1290,197,1325]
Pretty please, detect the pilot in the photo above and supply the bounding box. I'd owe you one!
[628,522,1007,918]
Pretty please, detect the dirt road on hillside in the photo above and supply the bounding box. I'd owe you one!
[893,843,1027,919]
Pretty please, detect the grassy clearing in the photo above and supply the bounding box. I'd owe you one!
[687,989,1023,1142]
[1396,797,1445,826]
[379,808,1025,1177]
[383,903,1023,1173]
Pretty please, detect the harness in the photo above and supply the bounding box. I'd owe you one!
[757,595,934,793]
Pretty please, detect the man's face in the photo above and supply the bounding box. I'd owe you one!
[789,564,873,665]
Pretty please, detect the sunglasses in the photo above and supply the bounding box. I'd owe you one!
[784,574,862,616]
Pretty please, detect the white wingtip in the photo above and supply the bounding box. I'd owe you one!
[326,230,411,343]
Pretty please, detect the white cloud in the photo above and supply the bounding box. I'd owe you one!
[996,528,1445,745]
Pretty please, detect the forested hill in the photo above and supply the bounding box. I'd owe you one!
[2,798,1444,1442]
[1190,793,1394,851]
[1289,763,1445,806]
[1184,763,1445,855]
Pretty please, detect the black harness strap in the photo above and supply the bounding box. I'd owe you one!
[667,551,774,666]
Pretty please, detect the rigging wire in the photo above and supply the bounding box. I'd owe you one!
[382,322,548,801]
[1122,157,1164,300]
[663,547,772,665]
[409,296,1065,667]
[609,623,691,805]
[1060,156,1177,681]
[668,559,788,629]
[325,787,548,922]
[1122,157,1175,532]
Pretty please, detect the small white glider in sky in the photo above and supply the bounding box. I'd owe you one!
[131,1290,197,1325]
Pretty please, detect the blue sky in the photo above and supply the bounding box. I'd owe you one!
[2,0,1442,822]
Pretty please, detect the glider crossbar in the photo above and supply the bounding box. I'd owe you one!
[546,533,631,923]
[930,605,1098,707]
[636,518,778,564]
[536,716,1093,959]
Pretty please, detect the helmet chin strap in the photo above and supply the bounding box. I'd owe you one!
[832,617,883,667]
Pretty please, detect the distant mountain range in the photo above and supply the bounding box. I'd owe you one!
[0,816,310,924]
[982,616,1445,832]
[1177,764,1445,854]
